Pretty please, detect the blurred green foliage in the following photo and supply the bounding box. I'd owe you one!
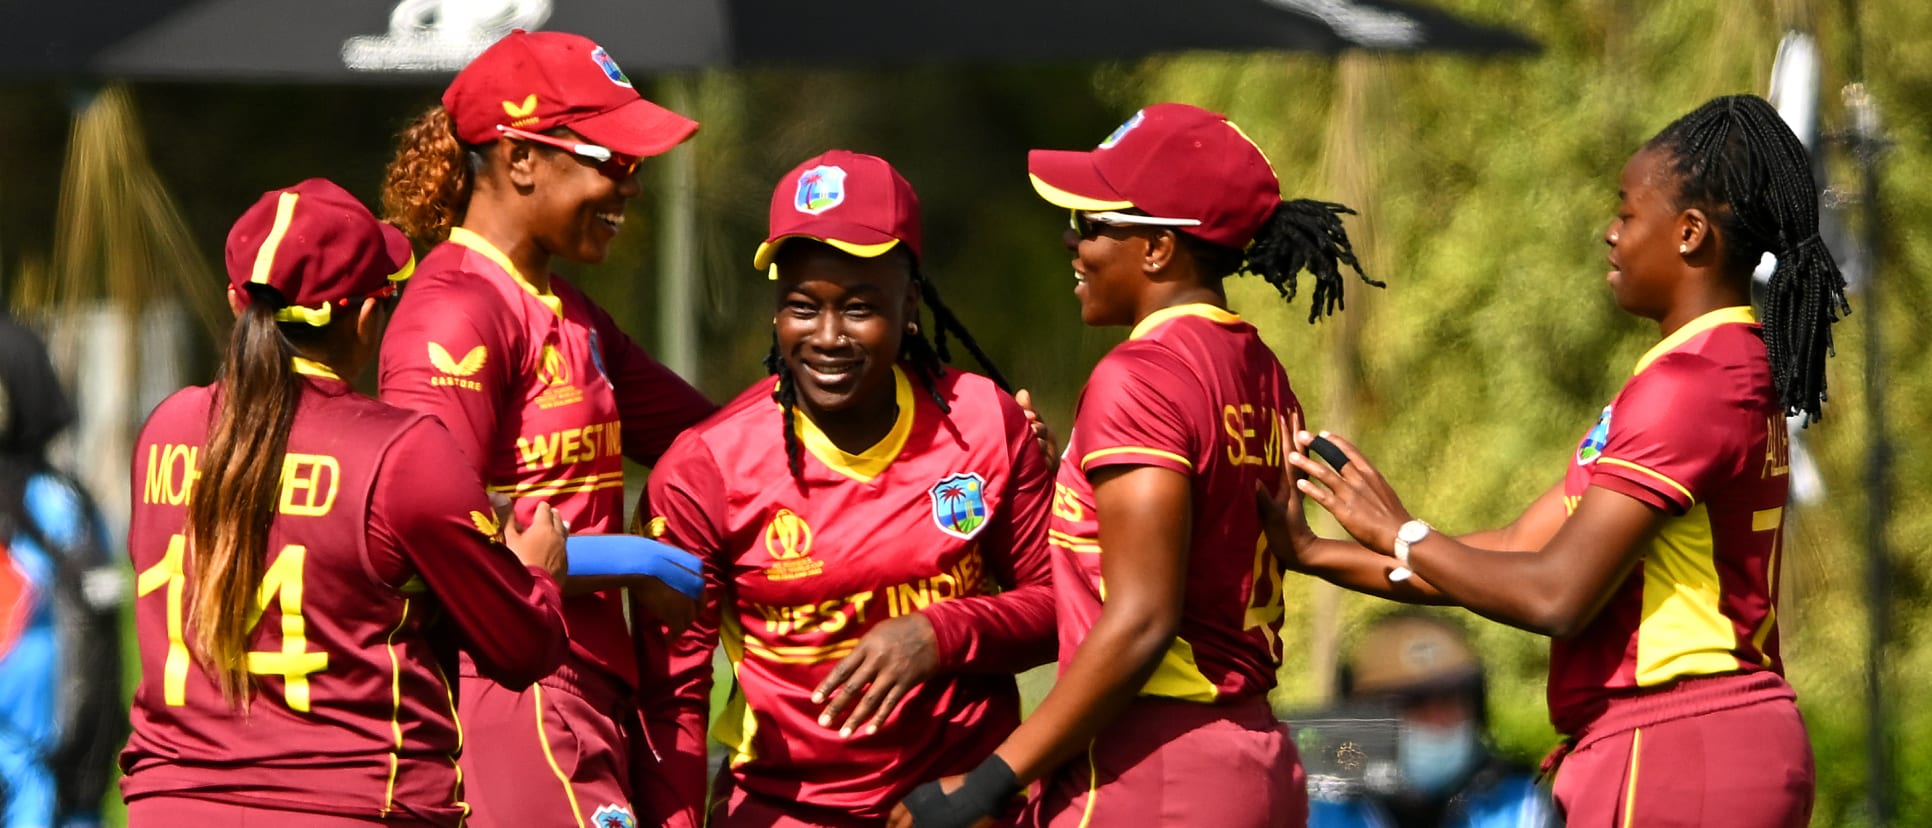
[4,0,1927,825]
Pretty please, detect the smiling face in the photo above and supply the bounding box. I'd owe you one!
[1063,221,1160,327]
[772,242,917,424]
[521,128,642,264]
[1603,148,1690,322]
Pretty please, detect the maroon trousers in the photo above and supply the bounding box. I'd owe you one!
[1552,671,1813,827]
[458,664,638,828]
[1023,696,1305,828]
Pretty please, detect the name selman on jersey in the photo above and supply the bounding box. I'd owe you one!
[120,371,567,825]
[379,227,714,687]
[1051,304,1298,704]
[1550,307,1791,734]
[646,366,1055,820]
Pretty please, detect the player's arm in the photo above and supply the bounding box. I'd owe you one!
[372,420,568,687]
[630,437,729,828]
[1290,354,1727,636]
[582,296,717,466]
[891,464,1192,828]
[378,281,513,470]
[814,393,1058,736]
[891,350,1204,828]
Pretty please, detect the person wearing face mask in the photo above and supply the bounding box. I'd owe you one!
[1310,614,1553,828]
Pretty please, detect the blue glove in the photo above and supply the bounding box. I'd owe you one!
[563,534,704,600]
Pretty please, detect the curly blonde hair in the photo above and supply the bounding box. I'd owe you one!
[381,106,472,246]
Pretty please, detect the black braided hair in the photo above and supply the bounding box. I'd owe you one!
[1182,199,1384,323]
[765,246,1014,481]
[1643,94,1850,424]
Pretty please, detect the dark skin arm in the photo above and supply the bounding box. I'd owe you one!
[1286,430,1664,638]
[886,465,1189,828]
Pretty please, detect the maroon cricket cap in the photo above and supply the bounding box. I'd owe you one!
[443,29,698,159]
[753,149,922,274]
[225,178,415,326]
[1027,103,1282,249]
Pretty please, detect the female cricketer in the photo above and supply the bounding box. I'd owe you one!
[895,102,1382,828]
[377,29,719,828]
[120,178,570,826]
[644,150,1057,827]
[1274,94,1838,827]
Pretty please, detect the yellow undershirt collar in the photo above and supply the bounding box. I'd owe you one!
[790,365,916,483]
[1130,302,1242,340]
[1634,306,1757,375]
[448,226,563,318]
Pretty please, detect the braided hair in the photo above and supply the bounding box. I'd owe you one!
[764,246,1012,480]
[1180,199,1384,323]
[1643,94,1850,424]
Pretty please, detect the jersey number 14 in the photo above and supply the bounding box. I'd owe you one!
[135,534,330,711]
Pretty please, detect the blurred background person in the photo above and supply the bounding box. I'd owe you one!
[0,312,123,828]
[1310,613,1553,828]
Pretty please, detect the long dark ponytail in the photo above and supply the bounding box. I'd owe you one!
[1644,94,1849,423]
[185,288,311,706]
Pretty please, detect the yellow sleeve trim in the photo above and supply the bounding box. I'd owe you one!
[1080,445,1192,471]
[1597,457,1694,504]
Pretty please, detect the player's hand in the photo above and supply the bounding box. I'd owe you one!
[506,501,569,580]
[1014,389,1060,472]
[1286,430,1413,556]
[886,775,999,828]
[1255,411,1319,572]
[812,614,940,738]
[632,575,698,634]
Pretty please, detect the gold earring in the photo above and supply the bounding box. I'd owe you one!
[1679,243,1689,254]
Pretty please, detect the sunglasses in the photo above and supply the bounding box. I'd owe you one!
[496,125,643,179]
[1070,210,1204,237]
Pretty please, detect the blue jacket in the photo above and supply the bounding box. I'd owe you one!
[0,473,117,828]
[1309,763,1554,828]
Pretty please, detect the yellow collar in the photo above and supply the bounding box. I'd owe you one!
[448,226,563,317]
[291,356,341,380]
[1634,306,1757,375]
[791,366,916,483]
[1130,303,1241,340]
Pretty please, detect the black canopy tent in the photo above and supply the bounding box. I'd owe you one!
[2,0,1536,380]
[4,0,1535,82]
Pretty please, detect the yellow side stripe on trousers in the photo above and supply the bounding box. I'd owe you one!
[1621,727,1644,828]
[532,684,587,828]
[1076,740,1100,828]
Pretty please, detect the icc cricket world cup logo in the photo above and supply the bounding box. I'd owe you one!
[764,509,814,561]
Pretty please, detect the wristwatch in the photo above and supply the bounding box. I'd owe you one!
[1393,519,1433,568]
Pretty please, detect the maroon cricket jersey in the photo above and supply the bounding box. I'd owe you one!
[379,227,715,687]
[1051,304,1298,703]
[645,367,1055,821]
[1549,307,1791,734]
[120,367,567,824]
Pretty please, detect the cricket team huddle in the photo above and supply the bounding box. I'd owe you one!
[117,27,1846,828]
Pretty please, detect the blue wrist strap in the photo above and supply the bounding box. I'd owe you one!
[563,535,704,599]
